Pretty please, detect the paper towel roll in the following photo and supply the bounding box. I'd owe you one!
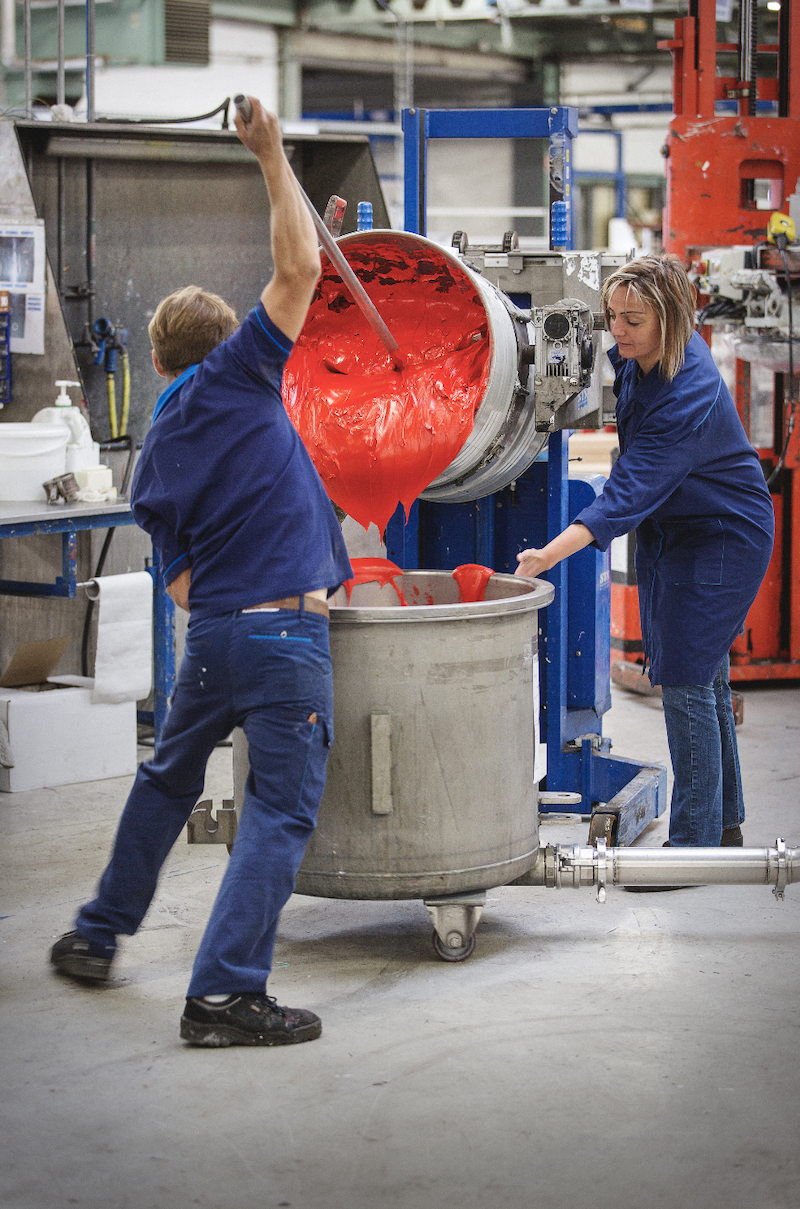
[86,572,153,704]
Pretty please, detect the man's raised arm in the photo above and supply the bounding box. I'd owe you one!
[234,98,321,342]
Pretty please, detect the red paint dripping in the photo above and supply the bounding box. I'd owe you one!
[283,235,490,534]
[342,557,408,606]
[452,563,494,603]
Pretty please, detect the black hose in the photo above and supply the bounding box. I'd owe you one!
[96,98,231,128]
[81,527,114,677]
[99,434,136,499]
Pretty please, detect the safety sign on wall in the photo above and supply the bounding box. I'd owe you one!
[0,218,45,355]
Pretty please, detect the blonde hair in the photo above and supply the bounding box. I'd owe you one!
[148,285,238,376]
[601,255,696,381]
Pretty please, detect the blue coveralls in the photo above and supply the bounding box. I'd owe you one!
[76,303,352,994]
[575,333,774,844]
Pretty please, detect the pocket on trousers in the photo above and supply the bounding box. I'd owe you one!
[289,707,333,749]
[237,618,333,713]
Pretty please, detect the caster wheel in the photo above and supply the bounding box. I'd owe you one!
[432,929,476,962]
[588,811,618,847]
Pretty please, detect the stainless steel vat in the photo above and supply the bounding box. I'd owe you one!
[233,571,553,903]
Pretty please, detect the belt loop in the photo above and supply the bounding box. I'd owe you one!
[299,593,306,615]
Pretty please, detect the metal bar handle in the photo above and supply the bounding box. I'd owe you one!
[233,94,403,371]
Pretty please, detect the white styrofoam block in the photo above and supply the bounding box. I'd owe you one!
[0,687,137,792]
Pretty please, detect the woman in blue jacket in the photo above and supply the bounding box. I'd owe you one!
[515,255,774,849]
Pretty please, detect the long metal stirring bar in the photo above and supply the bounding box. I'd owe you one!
[233,95,404,371]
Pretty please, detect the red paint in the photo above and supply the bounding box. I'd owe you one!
[342,557,407,606]
[283,235,490,534]
[452,563,494,603]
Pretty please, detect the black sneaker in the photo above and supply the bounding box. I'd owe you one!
[50,931,112,982]
[180,993,322,1047]
[721,826,744,846]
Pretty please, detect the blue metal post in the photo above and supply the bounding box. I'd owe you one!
[60,530,78,595]
[402,108,427,236]
[544,432,570,789]
[547,106,577,251]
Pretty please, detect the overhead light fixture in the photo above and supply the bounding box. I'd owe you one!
[766,1,780,9]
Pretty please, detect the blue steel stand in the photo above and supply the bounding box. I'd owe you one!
[393,106,666,845]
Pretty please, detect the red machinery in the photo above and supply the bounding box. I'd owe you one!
[612,0,800,682]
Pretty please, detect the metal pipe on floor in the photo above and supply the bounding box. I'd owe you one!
[519,841,797,902]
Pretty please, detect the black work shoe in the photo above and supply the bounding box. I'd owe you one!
[180,993,322,1048]
[721,826,744,846]
[50,931,112,983]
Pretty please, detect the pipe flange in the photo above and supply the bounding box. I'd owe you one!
[594,838,608,904]
[545,844,559,889]
[773,837,788,901]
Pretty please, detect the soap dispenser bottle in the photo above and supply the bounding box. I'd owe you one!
[33,381,100,473]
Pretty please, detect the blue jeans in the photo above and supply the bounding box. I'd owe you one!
[76,605,333,997]
[660,656,743,847]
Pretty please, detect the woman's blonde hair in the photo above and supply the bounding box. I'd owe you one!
[600,255,696,381]
[148,285,238,376]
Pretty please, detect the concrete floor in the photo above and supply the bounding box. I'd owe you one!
[2,681,799,1209]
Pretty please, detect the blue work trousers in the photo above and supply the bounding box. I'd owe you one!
[660,656,744,847]
[77,605,333,997]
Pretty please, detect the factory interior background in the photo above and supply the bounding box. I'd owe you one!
[1,0,799,1205]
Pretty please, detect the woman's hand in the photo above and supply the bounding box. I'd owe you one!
[514,522,597,579]
[515,548,553,578]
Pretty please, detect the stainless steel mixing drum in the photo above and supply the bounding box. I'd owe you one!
[232,570,554,960]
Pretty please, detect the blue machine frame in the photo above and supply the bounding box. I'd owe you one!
[390,106,666,844]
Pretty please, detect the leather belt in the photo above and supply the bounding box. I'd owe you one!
[246,595,330,619]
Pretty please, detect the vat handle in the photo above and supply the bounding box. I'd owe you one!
[370,713,393,815]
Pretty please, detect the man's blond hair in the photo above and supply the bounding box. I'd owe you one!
[148,285,238,376]
[601,255,697,382]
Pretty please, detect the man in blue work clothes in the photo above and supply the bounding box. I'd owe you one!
[50,97,353,1047]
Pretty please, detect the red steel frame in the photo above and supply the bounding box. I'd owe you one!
[656,0,800,680]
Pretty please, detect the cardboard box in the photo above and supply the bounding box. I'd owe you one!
[0,686,137,792]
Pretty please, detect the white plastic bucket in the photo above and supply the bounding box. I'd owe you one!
[0,424,69,501]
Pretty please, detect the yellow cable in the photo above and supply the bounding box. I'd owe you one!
[107,371,118,439]
[120,351,131,437]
